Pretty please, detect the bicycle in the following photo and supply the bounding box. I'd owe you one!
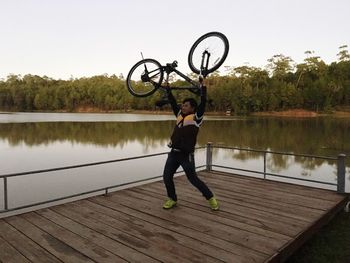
[126,32,229,98]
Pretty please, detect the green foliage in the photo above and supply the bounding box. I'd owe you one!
[0,47,350,113]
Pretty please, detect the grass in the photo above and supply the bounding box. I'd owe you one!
[287,210,350,263]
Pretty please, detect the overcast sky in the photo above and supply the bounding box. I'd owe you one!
[1,0,349,80]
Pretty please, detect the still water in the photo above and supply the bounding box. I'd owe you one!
[0,112,349,212]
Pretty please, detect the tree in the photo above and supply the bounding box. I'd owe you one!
[337,45,350,62]
[266,54,294,80]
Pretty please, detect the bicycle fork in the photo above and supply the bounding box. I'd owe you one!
[200,50,210,78]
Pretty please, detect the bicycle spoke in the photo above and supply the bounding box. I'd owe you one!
[214,57,221,65]
[149,79,160,86]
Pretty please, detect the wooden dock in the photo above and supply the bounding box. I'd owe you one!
[0,170,348,263]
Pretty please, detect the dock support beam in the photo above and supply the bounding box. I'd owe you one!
[4,177,8,210]
[206,142,213,172]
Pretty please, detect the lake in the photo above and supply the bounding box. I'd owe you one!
[0,112,349,213]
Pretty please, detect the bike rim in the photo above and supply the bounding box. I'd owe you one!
[127,60,163,96]
[189,33,228,74]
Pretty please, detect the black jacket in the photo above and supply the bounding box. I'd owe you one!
[167,88,206,153]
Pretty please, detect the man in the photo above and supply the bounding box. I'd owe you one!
[162,82,219,210]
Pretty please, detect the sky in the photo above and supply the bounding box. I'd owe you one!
[0,0,349,80]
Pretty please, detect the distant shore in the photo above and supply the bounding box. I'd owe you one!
[1,108,350,117]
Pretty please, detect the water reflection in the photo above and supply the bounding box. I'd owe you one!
[1,117,349,160]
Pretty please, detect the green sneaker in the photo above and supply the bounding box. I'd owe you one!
[208,197,219,210]
[163,198,177,209]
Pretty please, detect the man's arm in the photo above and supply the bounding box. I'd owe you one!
[167,89,180,116]
[196,85,207,119]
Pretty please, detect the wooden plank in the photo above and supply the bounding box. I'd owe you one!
[0,218,61,263]
[132,185,301,237]
[77,199,256,263]
[146,180,324,222]
[42,204,215,263]
[200,172,338,208]
[146,180,323,220]
[205,171,342,201]
[90,196,268,263]
[209,170,342,200]
[22,212,126,263]
[131,186,295,241]
[195,173,337,210]
[5,215,94,263]
[0,235,31,263]
[126,185,307,233]
[121,185,307,237]
[36,208,158,263]
[53,201,230,263]
[100,189,290,255]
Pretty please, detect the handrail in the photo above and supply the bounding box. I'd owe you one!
[211,164,338,186]
[0,147,207,214]
[211,145,338,160]
[207,143,346,193]
[0,165,207,215]
[0,146,207,179]
[0,151,169,179]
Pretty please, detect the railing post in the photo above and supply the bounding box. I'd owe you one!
[337,154,346,193]
[263,152,267,179]
[206,142,213,172]
[4,177,8,210]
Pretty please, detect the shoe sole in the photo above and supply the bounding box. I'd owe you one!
[163,204,177,209]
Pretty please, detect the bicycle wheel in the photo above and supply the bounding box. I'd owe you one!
[188,32,229,75]
[126,59,164,97]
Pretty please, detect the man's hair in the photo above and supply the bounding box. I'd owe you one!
[182,98,198,111]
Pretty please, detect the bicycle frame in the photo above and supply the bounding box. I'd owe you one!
[160,48,210,94]
[156,63,204,95]
[153,59,210,95]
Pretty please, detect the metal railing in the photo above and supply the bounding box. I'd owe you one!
[205,142,347,193]
[0,146,206,214]
[1,143,347,215]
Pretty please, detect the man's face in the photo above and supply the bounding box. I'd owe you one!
[181,101,194,115]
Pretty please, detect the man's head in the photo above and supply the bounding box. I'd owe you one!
[181,98,197,115]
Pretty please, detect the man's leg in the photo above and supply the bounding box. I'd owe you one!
[180,153,213,200]
[163,152,180,201]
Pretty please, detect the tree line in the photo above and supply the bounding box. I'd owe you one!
[1,46,349,114]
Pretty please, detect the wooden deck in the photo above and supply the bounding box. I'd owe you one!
[0,170,348,263]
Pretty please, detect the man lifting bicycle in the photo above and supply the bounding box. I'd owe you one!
[161,78,219,210]
[126,32,229,210]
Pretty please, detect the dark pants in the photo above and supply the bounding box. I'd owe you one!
[163,151,213,201]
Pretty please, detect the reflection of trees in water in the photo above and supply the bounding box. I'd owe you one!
[0,121,173,149]
[266,154,293,173]
[0,117,349,169]
[215,148,261,162]
[199,118,350,156]
[202,117,350,172]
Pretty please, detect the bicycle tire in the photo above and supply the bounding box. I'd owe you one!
[188,32,229,75]
[126,58,164,97]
